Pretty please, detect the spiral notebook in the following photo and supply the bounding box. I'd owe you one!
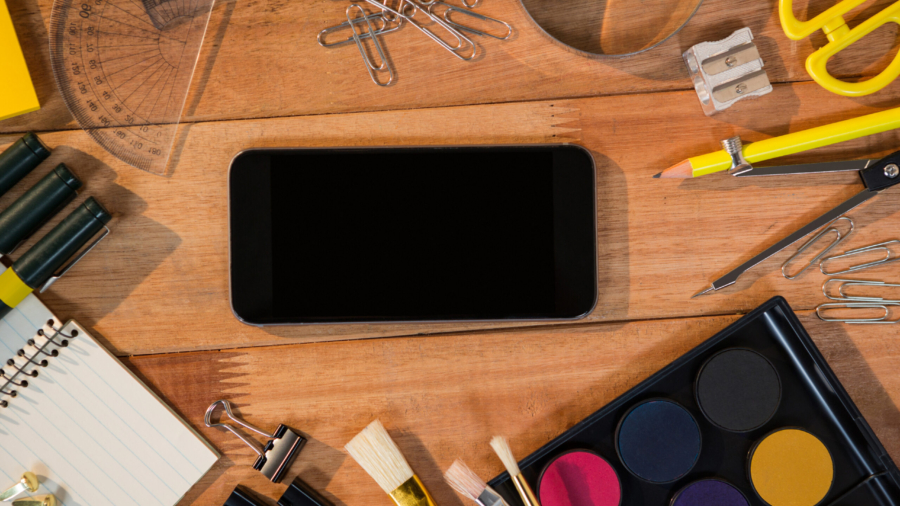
[0,291,219,506]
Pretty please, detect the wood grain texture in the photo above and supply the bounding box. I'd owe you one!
[4,0,900,134]
[0,80,896,355]
[2,1,899,506]
[121,309,900,506]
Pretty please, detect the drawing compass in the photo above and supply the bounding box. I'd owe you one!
[49,0,216,175]
[694,147,900,297]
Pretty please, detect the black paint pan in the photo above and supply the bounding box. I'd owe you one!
[695,348,781,432]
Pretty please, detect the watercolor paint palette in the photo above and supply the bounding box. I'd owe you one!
[488,297,900,506]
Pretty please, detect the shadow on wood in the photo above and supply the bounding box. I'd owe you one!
[592,149,630,320]
[32,147,182,344]
[519,0,702,56]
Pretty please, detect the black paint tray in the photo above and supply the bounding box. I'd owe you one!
[488,297,900,506]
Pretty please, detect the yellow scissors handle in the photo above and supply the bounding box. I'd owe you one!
[780,0,900,96]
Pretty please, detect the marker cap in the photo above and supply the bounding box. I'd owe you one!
[0,133,52,198]
[0,163,83,255]
[20,133,51,160]
[13,197,112,289]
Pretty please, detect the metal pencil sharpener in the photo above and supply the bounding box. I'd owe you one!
[684,27,772,116]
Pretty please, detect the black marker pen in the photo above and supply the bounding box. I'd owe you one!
[0,197,111,318]
[0,163,82,256]
[0,133,51,197]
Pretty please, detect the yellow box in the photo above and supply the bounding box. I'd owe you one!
[0,0,40,121]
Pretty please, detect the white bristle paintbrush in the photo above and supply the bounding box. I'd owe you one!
[490,436,540,506]
[444,459,510,506]
[345,420,437,506]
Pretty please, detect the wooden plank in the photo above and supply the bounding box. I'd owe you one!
[3,0,900,133]
[121,310,900,505]
[0,79,897,356]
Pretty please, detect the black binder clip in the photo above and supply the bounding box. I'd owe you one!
[278,477,334,506]
[223,486,265,506]
[223,478,334,506]
[205,400,306,483]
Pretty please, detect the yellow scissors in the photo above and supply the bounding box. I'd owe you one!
[780,0,900,96]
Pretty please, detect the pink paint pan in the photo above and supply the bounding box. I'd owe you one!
[538,449,622,506]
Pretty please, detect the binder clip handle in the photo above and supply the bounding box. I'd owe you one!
[205,400,275,457]
[205,400,306,483]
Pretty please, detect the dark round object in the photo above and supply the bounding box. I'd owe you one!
[615,399,701,483]
[670,479,750,506]
[696,348,781,432]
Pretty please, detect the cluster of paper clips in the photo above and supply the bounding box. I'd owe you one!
[781,216,899,324]
[318,0,513,86]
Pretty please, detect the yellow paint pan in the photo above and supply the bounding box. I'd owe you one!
[749,428,834,506]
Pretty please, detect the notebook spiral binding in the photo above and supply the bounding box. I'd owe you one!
[0,319,77,408]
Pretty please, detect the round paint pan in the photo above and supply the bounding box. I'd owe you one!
[695,348,781,432]
[518,0,705,58]
[538,449,622,506]
[615,398,702,483]
[748,427,834,506]
[670,478,750,506]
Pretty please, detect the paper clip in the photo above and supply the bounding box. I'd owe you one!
[205,400,306,483]
[0,472,38,502]
[429,2,512,40]
[317,12,404,48]
[346,4,395,87]
[816,302,900,324]
[365,0,477,60]
[820,239,900,276]
[823,279,900,303]
[782,217,853,279]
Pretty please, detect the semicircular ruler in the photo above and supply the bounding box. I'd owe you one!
[49,0,216,175]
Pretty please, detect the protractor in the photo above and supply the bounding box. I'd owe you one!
[49,0,215,175]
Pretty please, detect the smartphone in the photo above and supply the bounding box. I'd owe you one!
[229,145,597,325]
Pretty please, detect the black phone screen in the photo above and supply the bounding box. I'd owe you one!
[230,146,597,324]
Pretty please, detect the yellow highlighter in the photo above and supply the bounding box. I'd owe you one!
[780,0,900,96]
[656,106,900,178]
[0,0,40,120]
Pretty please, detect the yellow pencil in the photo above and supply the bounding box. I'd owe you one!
[655,106,900,178]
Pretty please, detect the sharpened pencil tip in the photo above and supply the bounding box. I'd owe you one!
[652,172,661,178]
[692,286,715,299]
[658,159,694,179]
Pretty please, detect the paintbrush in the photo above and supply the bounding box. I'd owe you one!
[490,436,540,506]
[444,459,510,506]
[345,420,438,506]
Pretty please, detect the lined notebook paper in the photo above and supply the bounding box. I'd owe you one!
[0,291,218,506]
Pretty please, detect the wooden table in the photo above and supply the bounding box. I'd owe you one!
[3,0,900,504]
